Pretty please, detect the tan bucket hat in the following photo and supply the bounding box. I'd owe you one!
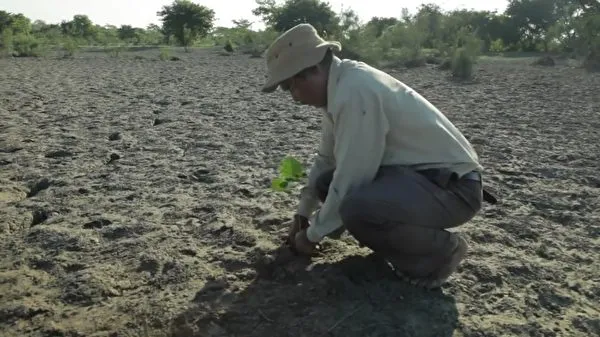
[261,23,342,93]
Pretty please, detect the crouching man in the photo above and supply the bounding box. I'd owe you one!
[260,23,495,289]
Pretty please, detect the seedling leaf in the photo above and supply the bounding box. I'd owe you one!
[270,156,306,192]
[279,156,304,180]
[271,177,289,191]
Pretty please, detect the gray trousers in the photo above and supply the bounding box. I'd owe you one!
[316,165,483,278]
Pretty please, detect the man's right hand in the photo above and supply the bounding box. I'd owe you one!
[288,214,309,245]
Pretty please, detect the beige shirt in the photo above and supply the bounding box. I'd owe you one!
[299,56,483,243]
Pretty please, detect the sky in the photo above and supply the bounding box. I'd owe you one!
[0,0,508,30]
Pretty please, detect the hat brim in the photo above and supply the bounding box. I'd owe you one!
[261,41,341,93]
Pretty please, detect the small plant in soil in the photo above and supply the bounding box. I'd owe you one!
[271,156,306,192]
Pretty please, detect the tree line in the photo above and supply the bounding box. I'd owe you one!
[1,0,598,70]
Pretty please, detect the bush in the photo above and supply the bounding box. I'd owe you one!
[489,39,505,53]
[533,56,555,66]
[246,45,265,58]
[583,51,600,72]
[438,58,452,70]
[214,28,275,59]
[1,29,13,57]
[337,26,386,66]
[377,22,427,68]
[61,38,79,58]
[451,47,474,80]
[224,40,234,52]
[12,34,45,57]
[159,47,171,60]
[437,28,482,80]
[399,47,426,68]
[106,45,125,57]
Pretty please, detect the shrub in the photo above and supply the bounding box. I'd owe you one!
[451,47,474,80]
[338,36,385,65]
[375,22,427,67]
[61,38,79,58]
[489,39,505,53]
[12,34,45,57]
[533,56,555,66]
[159,47,170,60]
[247,45,264,58]
[441,28,482,80]
[398,46,426,68]
[583,51,600,72]
[107,45,125,57]
[438,58,452,70]
[224,40,234,52]
[1,29,14,57]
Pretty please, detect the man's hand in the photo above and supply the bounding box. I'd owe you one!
[293,229,317,255]
[287,214,309,245]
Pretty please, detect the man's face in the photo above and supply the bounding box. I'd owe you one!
[280,66,327,108]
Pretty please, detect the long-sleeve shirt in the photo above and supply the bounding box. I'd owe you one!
[299,56,483,243]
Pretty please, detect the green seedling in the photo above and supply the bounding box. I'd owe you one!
[271,156,306,192]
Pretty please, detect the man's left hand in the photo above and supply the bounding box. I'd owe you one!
[293,229,317,255]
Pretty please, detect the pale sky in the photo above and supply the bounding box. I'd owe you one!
[0,0,508,29]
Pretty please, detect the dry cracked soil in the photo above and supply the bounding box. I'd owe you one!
[1,47,599,337]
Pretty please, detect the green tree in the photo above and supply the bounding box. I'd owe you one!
[142,24,165,45]
[487,13,522,51]
[0,11,32,34]
[413,3,444,49]
[572,0,600,69]
[505,0,562,51]
[232,18,253,30]
[8,13,31,34]
[365,17,399,38]
[0,11,11,33]
[157,0,215,47]
[117,25,142,44]
[60,14,96,40]
[252,0,340,37]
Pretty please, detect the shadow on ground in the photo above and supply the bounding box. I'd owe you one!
[169,247,459,337]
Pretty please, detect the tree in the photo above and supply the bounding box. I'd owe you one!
[365,17,399,38]
[0,11,11,33]
[232,18,253,30]
[144,24,166,45]
[60,14,96,40]
[157,0,215,47]
[414,3,444,49]
[0,12,31,35]
[252,0,340,37]
[577,0,600,12]
[505,0,562,51]
[571,0,600,68]
[117,25,146,44]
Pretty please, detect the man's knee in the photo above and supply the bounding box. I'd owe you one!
[338,192,389,249]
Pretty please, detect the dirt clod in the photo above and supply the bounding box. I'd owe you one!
[27,178,52,198]
[108,132,121,141]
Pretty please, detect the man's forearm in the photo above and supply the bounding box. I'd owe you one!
[296,154,334,217]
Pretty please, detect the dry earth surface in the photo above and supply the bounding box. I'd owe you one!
[1,47,599,337]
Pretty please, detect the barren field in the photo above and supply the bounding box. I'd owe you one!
[1,48,599,337]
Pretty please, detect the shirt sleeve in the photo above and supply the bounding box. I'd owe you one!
[296,113,335,218]
[306,85,389,242]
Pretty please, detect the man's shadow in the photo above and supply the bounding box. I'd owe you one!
[169,242,459,337]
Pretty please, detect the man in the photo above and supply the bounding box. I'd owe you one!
[261,23,495,289]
